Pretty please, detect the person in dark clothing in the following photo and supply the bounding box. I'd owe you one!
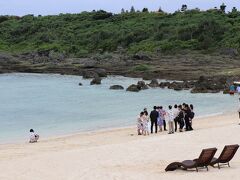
[177,105,184,132]
[150,106,159,133]
[183,104,193,131]
[173,104,179,132]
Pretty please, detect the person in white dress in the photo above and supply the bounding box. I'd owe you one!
[142,112,150,136]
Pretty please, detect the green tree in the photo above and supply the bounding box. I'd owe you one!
[181,4,187,12]
[130,6,135,13]
[220,3,226,13]
[142,8,149,13]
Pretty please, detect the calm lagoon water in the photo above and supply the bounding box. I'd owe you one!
[0,73,239,143]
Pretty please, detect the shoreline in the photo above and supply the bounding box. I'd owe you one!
[0,112,239,180]
[0,111,237,146]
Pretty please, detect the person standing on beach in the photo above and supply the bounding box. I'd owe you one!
[183,104,193,131]
[165,105,174,134]
[150,106,159,133]
[142,112,150,136]
[159,106,167,131]
[173,104,180,132]
[177,105,184,132]
[189,104,195,129]
[137,112,144,135]
[29,129,39,143]
[157,106,163,132]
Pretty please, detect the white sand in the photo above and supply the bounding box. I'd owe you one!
[0,113,240,180]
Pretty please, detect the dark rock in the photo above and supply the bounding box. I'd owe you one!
[82,70,99,79]
[191,76,225,93]
[78,83,83,86]
[126,84,140,92]
[182,81,195,89]
[133,53,152,61]
[148,79,159,88]
[159,82,171,88]
[168,81,183,91]
[90,77,102,85]
[137,81,149,90]
[95,68,107,77]
[110,85,124,90]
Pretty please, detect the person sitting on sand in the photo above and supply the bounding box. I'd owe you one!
[29,129,39,143]
[137,112,144,135]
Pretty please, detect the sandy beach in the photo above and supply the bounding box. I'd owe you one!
[0,113,239,180]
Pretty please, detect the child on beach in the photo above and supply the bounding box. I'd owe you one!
[29,129,39,143]
[137,112,144,135]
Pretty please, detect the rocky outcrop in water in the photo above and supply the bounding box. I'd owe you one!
[137,81,149,90]
[126,84,140,92]
[190,76,226,93]
[90,77,102,85]
[148,79,159,88]
[110,85,124,90]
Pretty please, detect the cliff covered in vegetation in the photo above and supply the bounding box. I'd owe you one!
[0,7,240,57]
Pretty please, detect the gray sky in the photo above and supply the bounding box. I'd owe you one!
[0,0,239,16]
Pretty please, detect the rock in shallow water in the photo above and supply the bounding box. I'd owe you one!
[126,84,140,92]
[90,77,102,85]
[110,85,124,90]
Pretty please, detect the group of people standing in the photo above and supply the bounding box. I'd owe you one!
[137,103,194,135]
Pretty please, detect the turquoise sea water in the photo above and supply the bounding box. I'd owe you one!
[0,73,239,143]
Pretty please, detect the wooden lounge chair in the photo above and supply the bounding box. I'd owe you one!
[210,144,239,169]
[165,148,217,172]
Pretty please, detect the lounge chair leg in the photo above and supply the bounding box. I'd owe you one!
[228,162,230,167]
[218,163,220,169]
[206,166,208,171]
[196,167,198,172]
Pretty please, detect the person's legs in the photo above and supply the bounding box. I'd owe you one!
[163,120,167,131]
[185,118,191,131]
[171,122,174,133]
[174,119,178,132]
[154,120,158,133]
[179,119,184,132]
[168,122,171,134]
[151,121,154,133]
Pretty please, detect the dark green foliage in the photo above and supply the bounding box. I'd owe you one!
[0,9,240,57]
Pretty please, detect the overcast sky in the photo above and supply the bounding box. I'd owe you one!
[0,0,239,16]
